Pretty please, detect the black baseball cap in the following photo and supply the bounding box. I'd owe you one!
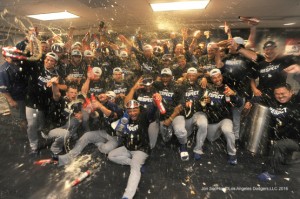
[263,41,277,49]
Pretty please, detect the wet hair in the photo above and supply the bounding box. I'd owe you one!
[274,83,292,91]
[67,84,79,91]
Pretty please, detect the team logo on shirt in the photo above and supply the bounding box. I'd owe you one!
[90,87,104,94]
[159,90,174,102]
[203,64,216,71]
[142,63,153,71]
[225,60,243,66]
[270,107,287,116]
[38,75,51,88]
[137,96,153,103]
[208,91,224,104]
[114,87,127,94]
[185,90,199,98]
[127,124,139,132]
[70,73,84,78]
[260,64,280,73]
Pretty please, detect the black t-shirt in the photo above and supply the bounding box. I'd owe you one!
[48,96,75,127]
[25,62,62,111]
[221,53,256,99]
[254,55,298,91]
[66,62,87,86]
[131,47,160,78]
[91,101,124,133]
[153,81,181,120]
[269,95,300,141]
[106,79,131,108]
[198,55,217,72]
[172,62,195,80]
[0,61,28,101]
[121,106,156,153]
[178,81,205,119]
[134,88,156,109]
[88,79,107,96]
[206,84,243,123]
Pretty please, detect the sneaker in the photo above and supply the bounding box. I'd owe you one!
[51,152,59,162]
[194,153,201,161]
[179,144,189,161]
[257,172,276,182]
[228,155,237,165]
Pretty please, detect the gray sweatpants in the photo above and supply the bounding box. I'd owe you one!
[26,106,45,151]
[58,130,118,166]
[148,115,188,148]
[47,117,81,154]
[184,112,208,155]
[231,98,245,140]
[207,119,236,156]
[108,146,148,199]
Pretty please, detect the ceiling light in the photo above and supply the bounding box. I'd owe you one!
[27,11,79,21]
[283,22,295,26]
[150,0,210,12]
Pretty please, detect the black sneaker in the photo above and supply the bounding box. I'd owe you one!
[51,152,59,162]
[228,155,237,165]
[194,153,201,161]
[257,172,276,182]
[179,144,189,161]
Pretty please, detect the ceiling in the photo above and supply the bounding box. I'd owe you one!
[1,0,300,36]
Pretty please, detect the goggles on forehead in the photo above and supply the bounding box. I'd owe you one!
[125,100,140,109]
[142,78,154,86]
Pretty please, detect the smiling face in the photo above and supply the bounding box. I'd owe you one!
[211,73,223,87]
[97,93,108,103]
[186,73,198,84]
[161,74,172,85]
[274,87,293,104]
[263,46,277,60]
[44,56,57,70]
[127,108,140,121]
